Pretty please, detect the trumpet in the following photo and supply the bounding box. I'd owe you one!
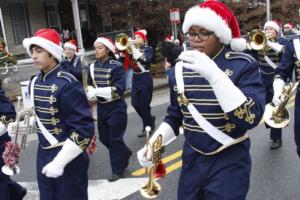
[247,29,283,53]
[2,109,36,175]
[263,81,299,128]
[115,33,142,54]
[140,127,164,199]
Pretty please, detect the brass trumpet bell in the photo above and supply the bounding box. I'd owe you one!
[248,29,268,51]
[248,29,275,51]
[263,103,290,128]
[140,172,161,199]
[115,33,141,54]
[263,81,299,128]
[140,134,163,198]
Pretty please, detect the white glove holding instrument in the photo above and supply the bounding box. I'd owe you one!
[87,86,112,101]
[178,50,247,112]
[272,78,285,106]
[7,116,35,137]
[42,139,83,178]
[0,122,7,136]
[130,44,143,60]
[137,123,176,168]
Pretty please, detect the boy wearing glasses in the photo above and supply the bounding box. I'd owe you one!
[137,1,265,199]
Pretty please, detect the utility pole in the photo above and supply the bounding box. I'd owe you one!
[266,0,271,21]
[70,0,84,54]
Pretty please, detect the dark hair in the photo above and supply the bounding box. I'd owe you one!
[30,44,59,63]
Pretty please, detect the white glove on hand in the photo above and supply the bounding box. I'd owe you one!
[87,87,97,102]
[178,50,224,84]
[0,122,7,136]
[178,50,247,112]
[7,116,35,138]
[87,86,112,101]
[272,78,285,106]
[137,122,176,168]
[42,139,83,178]
[130,44,143,60]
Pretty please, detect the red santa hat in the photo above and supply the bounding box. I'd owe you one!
[23,29,63,62]
[64,39,77,51]
[182,0,246,51]
[284,23,293,29]
[134,29,147,42]
[94,37,116,54]
[264,20,280,33]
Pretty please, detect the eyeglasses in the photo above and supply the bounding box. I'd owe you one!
[185,31,214,41]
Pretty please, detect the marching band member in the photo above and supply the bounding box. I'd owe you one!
[22,29,94,200]
[87,37,132,182]
[249,21,286,149]
[273,34,300,157]
[0,87,27,200]
[130,29,156,137]
[61,39,83,84]
[283,23,296,37]
[137,1,265,199]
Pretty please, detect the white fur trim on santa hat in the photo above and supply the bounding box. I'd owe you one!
[182,6,232,45]
[64,42,77,51]
[230,38,247,52]
[264,21,280,33]
[23,36,63,62]
[94,38,116,54]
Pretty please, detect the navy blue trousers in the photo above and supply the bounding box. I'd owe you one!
[97,110,130,175]
[131,72,154,129]
[36,146,89,200]
[177,140,251,200]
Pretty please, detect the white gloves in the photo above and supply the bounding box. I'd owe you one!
[272,78,285,106]
[87,86,112,101]
[178,50,247,112]
[130,44,143,60]
[42,139,83,178]
[137,122,176,168]
[7,116,35,138]
[266,41,284,53]
[0,122,7,136]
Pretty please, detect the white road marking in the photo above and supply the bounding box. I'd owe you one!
[20,177,148,200]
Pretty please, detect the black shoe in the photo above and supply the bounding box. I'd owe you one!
[270,139,282,149]
[108,174,122,182]
[137,130,147,137]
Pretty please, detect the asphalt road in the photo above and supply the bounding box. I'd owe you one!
[10,87,300,200]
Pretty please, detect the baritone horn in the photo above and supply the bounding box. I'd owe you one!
[140,127,163,199]
[1,109,36,175]
[263,81,299,128]
[115,33,141,54]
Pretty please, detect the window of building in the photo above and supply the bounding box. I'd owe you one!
[10,1,30,45]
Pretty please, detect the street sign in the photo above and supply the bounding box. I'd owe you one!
[169,8,180,24]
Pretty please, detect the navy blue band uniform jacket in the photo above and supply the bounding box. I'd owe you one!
[88,57,127,122]
[61,55,83,84]
[29,65,94,150]
[165,46,265,154]
[275,35,300,154]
